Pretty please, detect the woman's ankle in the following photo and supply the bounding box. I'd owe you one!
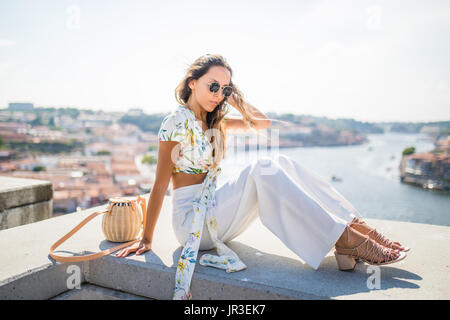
[350,222,369,235]
[336,225,366,249]
[335,225,350,248]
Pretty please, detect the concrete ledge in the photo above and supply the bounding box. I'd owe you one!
[0,200,53,230]
[0,176,53,230]
[50,283,152,300]
[0,193,449,299]
[0,176,53,209]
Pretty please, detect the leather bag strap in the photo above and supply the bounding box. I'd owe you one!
[49,195,147,262]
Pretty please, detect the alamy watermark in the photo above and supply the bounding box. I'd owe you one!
[66,265,81,289]
[366,265,381,290]
[66,5,81,30]
[366,5,382,30]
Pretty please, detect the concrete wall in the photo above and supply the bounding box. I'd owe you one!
[0,192,449,300]
[0,176,53,230]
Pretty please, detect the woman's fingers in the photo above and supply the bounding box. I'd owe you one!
[115,240,153,258]
[120,249,133,257]
[115,249,128,257]
[115,244,138,257]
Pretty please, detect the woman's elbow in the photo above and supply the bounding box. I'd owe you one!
[151,181,169,196]
[254,119,272,130]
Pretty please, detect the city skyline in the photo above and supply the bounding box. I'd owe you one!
[1,0,449,123]
[1,102,449,125]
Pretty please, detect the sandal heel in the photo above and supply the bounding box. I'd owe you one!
[334,251,356,271]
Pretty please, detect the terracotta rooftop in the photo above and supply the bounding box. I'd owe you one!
[405,152,449,161]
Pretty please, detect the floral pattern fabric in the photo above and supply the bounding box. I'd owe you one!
[158,105,247,300]
[158,105,214,174]
[172,165,247,300]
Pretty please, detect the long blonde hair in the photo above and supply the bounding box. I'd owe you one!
[175,54,258,168]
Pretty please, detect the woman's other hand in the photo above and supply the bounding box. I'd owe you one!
[115,238,152,258]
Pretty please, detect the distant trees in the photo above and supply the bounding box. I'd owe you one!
[391,121,450,134]
[29,114,61,131]
[34,107,81,119]
[402,146,416,155]
[141,155,157,165]
[120,113,166,133]
[7,139,83,154]
[97,150,111,156]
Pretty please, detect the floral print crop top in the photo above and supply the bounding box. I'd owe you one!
[158,105,214,174]
[159,105,243,300]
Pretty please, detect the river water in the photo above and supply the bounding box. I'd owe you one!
[218,132,450,227]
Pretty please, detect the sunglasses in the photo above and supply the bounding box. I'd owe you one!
[208,81,233,98]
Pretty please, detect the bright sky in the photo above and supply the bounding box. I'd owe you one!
[0,0,449,123]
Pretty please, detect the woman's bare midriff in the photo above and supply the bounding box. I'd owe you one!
[172,171,208,190]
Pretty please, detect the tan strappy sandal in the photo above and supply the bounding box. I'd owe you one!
[334,230,407,271]
[350,217,410,252]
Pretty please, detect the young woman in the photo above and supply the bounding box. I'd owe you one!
[115,54,409,300]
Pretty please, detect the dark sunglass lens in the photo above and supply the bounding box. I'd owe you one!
[223,86,232,97]
[209,82,220,93]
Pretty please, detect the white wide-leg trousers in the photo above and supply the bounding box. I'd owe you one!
[171,153,363,270]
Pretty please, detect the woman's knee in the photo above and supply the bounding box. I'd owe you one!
[254,154,291,165]
[253,156,281,176]
[253,156,275,167]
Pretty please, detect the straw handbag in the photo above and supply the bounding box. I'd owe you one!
[49,195,147,262]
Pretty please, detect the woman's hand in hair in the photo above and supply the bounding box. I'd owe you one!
[225,94,237,107]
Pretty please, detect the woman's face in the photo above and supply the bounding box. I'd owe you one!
[189,65,231,112]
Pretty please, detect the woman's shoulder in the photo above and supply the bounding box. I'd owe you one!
[158,105,192,142]
[162,105,191,124]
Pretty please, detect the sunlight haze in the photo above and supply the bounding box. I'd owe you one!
[1,0,449,123]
